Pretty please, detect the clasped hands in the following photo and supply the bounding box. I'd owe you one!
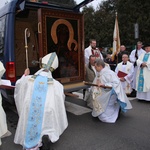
[141,62,147,68]
[120,77,126,82]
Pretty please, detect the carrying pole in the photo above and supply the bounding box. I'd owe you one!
[83,81,112,89]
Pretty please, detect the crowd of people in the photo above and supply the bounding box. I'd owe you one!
[84,39,150,123]
[0,39,150,149]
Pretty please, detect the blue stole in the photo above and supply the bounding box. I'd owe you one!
[137,53,150,92]
[111,88,127,112]
[24,75,48,149]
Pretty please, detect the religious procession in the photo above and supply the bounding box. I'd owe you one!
[0,0,150,150]
[83,11,150,122]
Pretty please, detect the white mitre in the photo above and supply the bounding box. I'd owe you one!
[30,52,58,82]
[42,52,58,72]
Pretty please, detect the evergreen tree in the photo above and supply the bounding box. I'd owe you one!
[82,6,96,47]
[83,0,150,49]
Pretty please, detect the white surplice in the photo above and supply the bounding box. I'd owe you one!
[0,94,8,145]
[91,67,132,123]
[14,70,68,148]
[136,52,150,101]
[84,45,103,65]
[129,48,146,89]
[115,61,134,94]
[84,65,110,108]
[0,62,9,145]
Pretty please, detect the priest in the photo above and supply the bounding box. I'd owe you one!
[14,52,68,150]
[129,41,145,96]
[84,39,103,65]
[90,59,132,123]
[115,54,134,95]
[136,43,150,101]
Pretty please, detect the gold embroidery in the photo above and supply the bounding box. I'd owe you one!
[39,82,45,84]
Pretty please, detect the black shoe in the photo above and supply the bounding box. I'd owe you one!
[40,135,52,150]
[117,107,121,120]
[128,90,136,97]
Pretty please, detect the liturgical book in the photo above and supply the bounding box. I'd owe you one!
[0,79,15,89]
[117,71,127,78]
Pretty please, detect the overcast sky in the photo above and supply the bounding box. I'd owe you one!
[76,0,104,10]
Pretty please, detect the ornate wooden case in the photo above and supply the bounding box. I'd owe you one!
[38,8,84,84]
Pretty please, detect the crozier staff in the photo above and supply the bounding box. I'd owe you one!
[24,28,30,68]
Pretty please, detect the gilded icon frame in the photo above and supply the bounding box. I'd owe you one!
[38,8,84,83]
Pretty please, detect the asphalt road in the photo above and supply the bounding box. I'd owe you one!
[0,96,150,150]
